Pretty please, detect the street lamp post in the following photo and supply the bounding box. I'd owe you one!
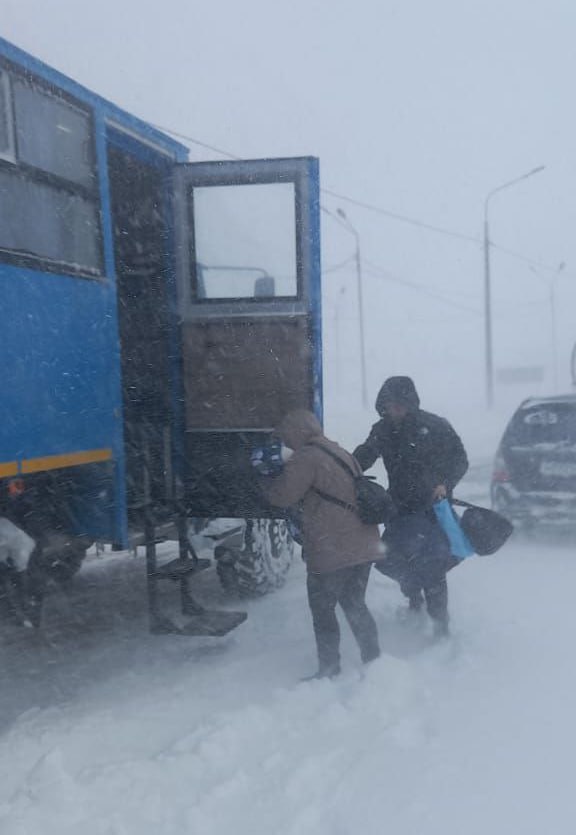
[336,208,369,407]
[530,261,566,393]
[548,261,566,393]
[483,165,545,409]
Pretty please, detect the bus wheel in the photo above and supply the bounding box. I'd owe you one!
[217,519,295,597]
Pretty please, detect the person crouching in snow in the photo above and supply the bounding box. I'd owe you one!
[257,409,381,679]
[354,376,468,638]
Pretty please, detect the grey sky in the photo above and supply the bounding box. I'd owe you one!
[4,0,576,446]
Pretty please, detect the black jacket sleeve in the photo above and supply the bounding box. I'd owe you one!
[353,422,383,472]
[429,418,468,492]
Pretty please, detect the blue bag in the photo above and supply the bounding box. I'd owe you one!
[433,499,475,560]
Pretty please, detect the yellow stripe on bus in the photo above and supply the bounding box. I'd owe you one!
[20,448,113,475]
[0,461,19,478]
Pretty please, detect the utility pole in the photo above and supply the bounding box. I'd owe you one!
[483,165,545,409]
[336,208,368,408]
[549,261,565,393]
[483,215,494,409]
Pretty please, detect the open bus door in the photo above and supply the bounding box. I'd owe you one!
[173,156,322,516]
[144,156,322,635]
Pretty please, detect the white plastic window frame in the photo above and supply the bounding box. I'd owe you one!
[0,64,104,277]
[0,68,16,162]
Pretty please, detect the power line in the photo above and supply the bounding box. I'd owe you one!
[323,188,560,273]
[152,121,561,274]
[363,260,482,316]
[322,187,479,245]
[150,122,242,160]
[322,254,356,274]
[489,240,560,273]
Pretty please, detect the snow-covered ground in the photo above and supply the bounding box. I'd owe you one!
[1,465,576,835]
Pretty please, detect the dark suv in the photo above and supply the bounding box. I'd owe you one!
[491,395,576,528]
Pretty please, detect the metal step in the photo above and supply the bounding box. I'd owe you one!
[150,609,247,636]
[129,521,178,549]
[154,556,211,581]
[143,510,247,638]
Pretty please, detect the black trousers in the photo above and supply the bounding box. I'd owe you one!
[399,565,448,623]
[377,512,453,625]
[307,563,380,675]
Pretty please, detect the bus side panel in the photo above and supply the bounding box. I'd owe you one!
[0,264,121,541]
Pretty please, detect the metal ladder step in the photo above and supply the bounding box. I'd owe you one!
[154,556,211,581]
[151,609,248,637]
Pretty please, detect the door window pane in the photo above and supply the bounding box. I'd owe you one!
[13,78,94,188]
[192,182,298,299]
[0,167,101,272]
[0,70,14,158]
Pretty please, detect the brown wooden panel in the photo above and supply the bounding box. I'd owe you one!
[182,317,313,429]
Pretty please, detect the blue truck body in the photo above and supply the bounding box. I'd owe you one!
[0,36,322,551]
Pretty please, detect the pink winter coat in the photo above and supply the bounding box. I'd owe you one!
[262,410,383,574]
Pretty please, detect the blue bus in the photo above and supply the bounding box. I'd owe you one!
[0,37,322,633]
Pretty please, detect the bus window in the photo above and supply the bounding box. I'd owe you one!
[0,66,102,275]
[191,182,297,300]
[0,169,101,270]
[12,78,95,188]
[0,69,15,160]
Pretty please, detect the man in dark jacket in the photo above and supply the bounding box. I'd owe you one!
[354,377,468,636]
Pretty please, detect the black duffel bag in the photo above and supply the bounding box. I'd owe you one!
[452,498,514,556]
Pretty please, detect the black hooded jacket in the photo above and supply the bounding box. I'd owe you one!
[353,380,468,514]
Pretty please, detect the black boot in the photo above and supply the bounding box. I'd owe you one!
[408,592,424,611]
[432,617,450,639]
[301,663,341,682]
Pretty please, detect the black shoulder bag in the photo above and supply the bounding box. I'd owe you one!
[451,498,514,556]
[308,442,395,525]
